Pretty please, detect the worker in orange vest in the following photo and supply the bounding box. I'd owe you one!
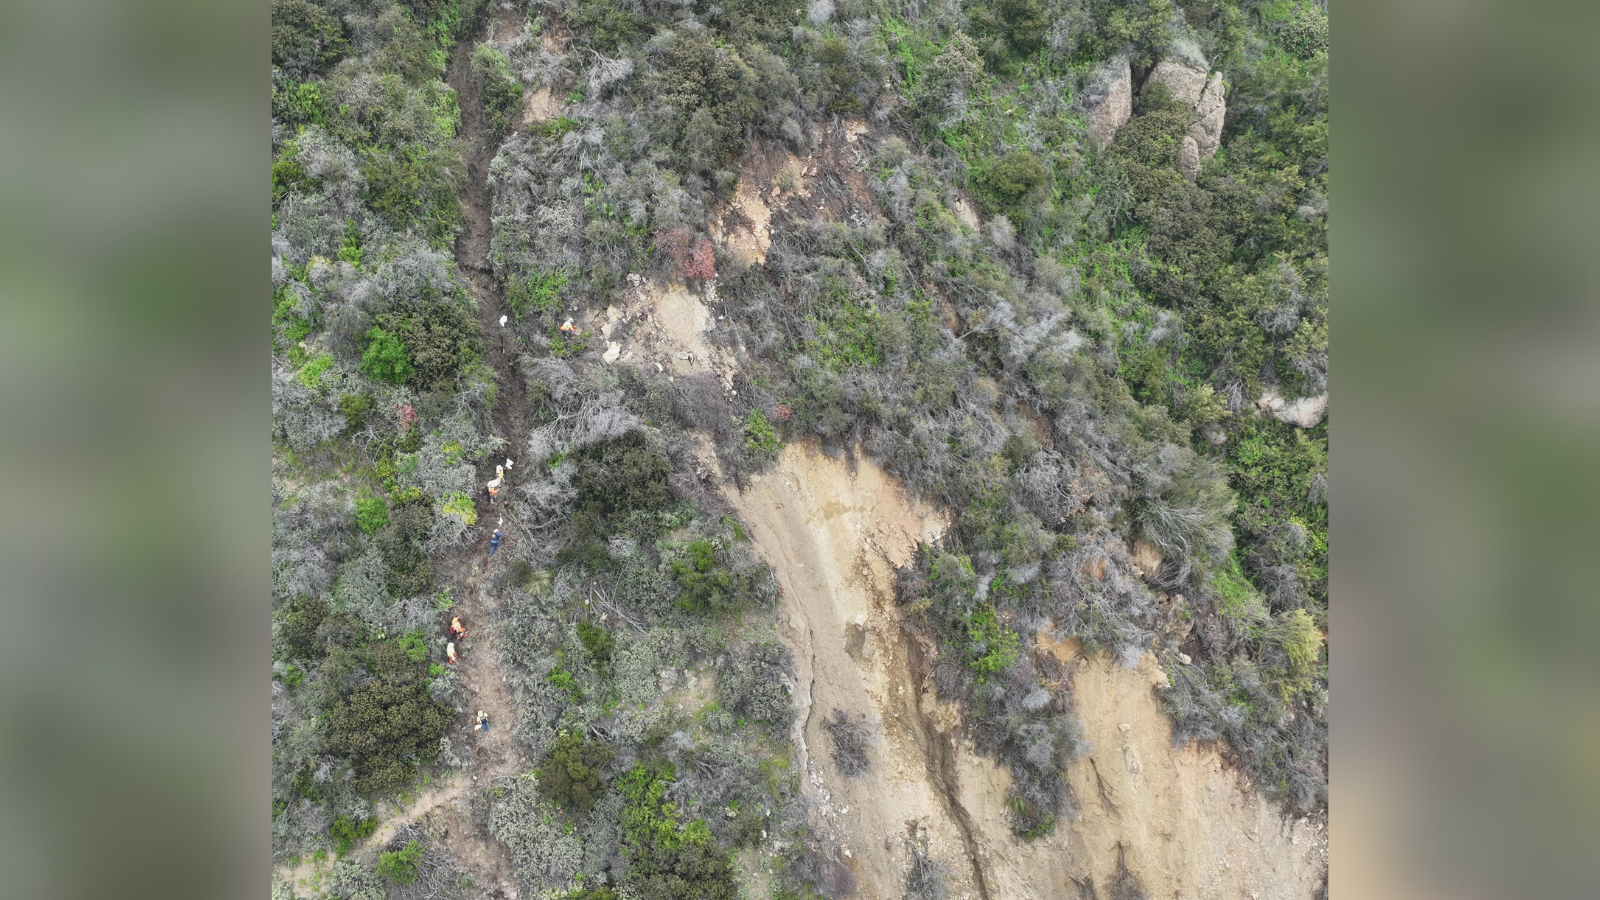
[449,617,467,641]
[487,476,501,505]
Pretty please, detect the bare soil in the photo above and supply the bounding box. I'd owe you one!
[724,445,1328,899]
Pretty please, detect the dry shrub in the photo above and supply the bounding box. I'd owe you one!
[822,708,875,776]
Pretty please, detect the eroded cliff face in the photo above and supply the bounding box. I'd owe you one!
[727,445,1326,899]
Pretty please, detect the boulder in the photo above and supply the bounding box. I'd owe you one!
[1256,388,1329,428]
[1144,59,1209,108]
[1143,59,1228,178]
[1083,54,1133,149]
[1177,135,1201,179]
[1191,72,1227,159]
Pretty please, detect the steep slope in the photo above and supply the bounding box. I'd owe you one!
[727,445,1326,899]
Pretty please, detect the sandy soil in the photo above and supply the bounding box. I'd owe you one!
[711,175,774,267]
[725,445,987,900]
[964,635,1328,900]
[724,445,1327,900]
[588,275,745,395]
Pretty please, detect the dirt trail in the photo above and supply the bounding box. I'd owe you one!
[725,445,1327,899]
[344,4,549,894]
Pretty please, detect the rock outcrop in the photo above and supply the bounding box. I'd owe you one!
[1083,54,1133,149]
[1143,59,1228,178]
[1192,72,1226,158]
[1145,58,1209,108]
[1257,388,1329,428]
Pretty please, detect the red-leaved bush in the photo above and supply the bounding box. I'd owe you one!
[684,239,717,281]
[654,229,717,281]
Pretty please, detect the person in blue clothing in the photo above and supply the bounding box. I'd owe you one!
[489,527,502,555]
[475,710,490,733]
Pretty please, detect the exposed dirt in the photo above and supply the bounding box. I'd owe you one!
[724,446,1327,899]
[513,30,567,128]
[585,275,744,393]
[724,444,982,900]
[710,174,773,267]
[964,636,1328,900]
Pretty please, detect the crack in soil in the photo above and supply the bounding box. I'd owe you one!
[902,631,993,900]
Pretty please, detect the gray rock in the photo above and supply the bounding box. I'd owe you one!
[1178,135,1201,179]
[1191,72,1227,160]
[1084,55,1134,149]
[1144,59,1208,108]
[1256,388,1329,428]
[1144,59,1227,178]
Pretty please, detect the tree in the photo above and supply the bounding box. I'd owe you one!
[278,596,328,661]
[272,0,346,80]
[538,731,615,813]
[326,642,451,792]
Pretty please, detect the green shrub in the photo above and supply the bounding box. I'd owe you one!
[271,0,347,79]
[1280,6,1330,58]
[360,325,413,385]
[568,433,675,536]
[743,409,780,454]
[577,620,614,668]
[538,731,616,813]
[547,666,583,701]
[968,0,1051,60]
[272,78,327,129]
[271,143,308,204]
[371,304,482,391]
[440,491,477,526]
[670,540,760,615]
[376,839,424,884]
[336,219,364,267]
[981,150,1048,208]
[326,642,451,792]
[1211,554,1269,634]
[338,392,375,431]
[965,603,1019,680]
[617,762,738,900]
[654,31,760,175]
[399,629,429,664]
[279,595,328,661]
[355,495,389,535]
[329,814,377,857]
[377,491,434,598]
[566,0,646,52]
[805,282,884,371]
[1266,608,1323,699]
[473,45,523,135]
[295,353,335,393]
[507,270,569,323]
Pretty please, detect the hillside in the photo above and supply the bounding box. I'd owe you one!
[271,1,1328,897]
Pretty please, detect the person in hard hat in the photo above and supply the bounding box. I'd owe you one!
[489,528,502,555]
[486,476,501,505]
[449,617,467,641]
[474,710,490,732]
[447,642,458,665]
